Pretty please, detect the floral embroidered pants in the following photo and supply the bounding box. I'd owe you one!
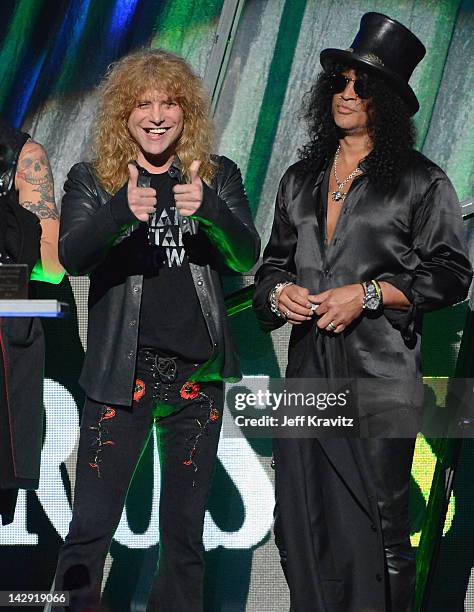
[50,354,223,612]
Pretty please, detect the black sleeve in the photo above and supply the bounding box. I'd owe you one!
[192,157,260,273]
[383,173,472,336]
[252,170,298,332]
[59,163,137,275]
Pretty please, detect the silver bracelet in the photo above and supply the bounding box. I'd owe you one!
[269,282,294,319]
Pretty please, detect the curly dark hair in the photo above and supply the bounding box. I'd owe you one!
[298,64,416,191]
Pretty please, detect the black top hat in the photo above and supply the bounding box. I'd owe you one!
[320,12,426,114]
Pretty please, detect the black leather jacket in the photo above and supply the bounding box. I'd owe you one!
[60,155,260,405]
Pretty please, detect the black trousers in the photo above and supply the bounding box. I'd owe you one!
[50,354,222,612]
[273,437,416,612]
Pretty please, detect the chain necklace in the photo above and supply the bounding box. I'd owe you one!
[331,146,362,202]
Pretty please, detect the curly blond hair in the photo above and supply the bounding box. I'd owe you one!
[91,48,216,193]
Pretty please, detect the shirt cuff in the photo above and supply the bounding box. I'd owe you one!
[380,274,419,341]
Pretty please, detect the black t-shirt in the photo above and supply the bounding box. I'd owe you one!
[137,170,212,362]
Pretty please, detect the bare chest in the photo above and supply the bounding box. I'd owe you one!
[326,173,359,244]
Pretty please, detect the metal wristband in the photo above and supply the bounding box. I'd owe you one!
[269,282,294,318]
[362,279,383,311]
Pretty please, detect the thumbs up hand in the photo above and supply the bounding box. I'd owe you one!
[127,163,157,222]
[173,160,203,216]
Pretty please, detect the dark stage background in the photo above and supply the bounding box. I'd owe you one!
[1,1,474,610]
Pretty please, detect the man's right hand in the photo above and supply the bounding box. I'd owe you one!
[278,284,314,325]
[127,163,157,221]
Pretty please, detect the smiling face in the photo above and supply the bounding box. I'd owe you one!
[127,90,184,172]
[331,68,370,136]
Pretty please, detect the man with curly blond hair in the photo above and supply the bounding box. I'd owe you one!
[49,48,259,612]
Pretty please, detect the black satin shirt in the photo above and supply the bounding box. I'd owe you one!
[253,152,472,414]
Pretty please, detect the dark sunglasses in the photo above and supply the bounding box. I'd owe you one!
[328,73,369,99]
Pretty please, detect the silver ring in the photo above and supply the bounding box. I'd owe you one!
[326,321,337,332]
[284,309,290,319]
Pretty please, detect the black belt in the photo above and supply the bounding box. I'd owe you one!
[137,348,199,383]
[136,348,205,417]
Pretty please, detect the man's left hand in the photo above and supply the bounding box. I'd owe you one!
[173,160,203,216]
[309,283,365,333]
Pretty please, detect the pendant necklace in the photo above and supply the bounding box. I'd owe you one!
[331,146,362,202]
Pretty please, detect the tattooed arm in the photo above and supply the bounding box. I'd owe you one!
[15,140,64,283]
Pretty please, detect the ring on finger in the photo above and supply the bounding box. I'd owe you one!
[284,309,290,319]
[326,321,337,332]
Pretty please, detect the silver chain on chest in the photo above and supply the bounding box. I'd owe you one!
[331,146,361,202]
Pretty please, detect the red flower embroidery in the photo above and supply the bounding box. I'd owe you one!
[133,379,146,402]
[102,407,116,420]
[182,459,193,466]
[209,407,220,422]
[180,381,200,399]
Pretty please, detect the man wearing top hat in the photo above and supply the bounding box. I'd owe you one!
[253,12,472,612]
